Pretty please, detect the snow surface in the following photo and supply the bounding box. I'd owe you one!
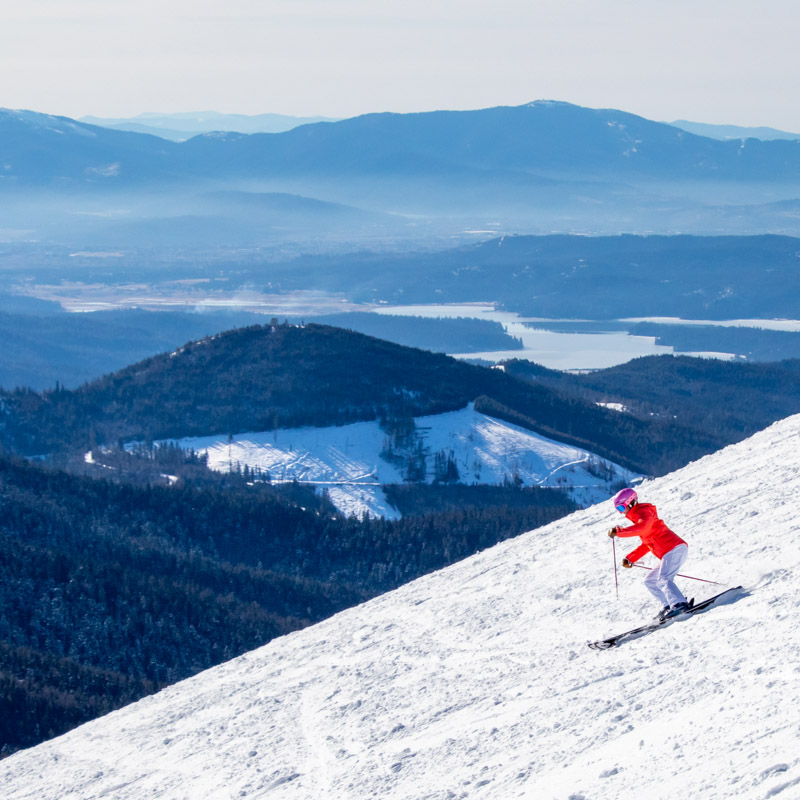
[6,415,800,799]
[165,404,637,518]
[596,401,629,413]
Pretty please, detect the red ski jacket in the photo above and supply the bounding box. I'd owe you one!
[615,503,686,563]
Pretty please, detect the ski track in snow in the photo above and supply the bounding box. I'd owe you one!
[160,404,637,518]
[5,415,800,799]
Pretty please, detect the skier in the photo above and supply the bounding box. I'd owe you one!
[608,487,690,620]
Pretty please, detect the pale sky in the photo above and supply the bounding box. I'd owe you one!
[2,0,799,129]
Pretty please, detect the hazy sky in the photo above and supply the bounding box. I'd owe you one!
[2,0,799,129]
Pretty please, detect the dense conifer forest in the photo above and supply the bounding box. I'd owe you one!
[501,355,800,445]
[0,454,574,756]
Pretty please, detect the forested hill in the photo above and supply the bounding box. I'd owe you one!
[0,322,717,476]
[502,355,800,443]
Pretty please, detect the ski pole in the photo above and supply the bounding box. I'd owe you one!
[612,536,619,599]
[629,562,723,585]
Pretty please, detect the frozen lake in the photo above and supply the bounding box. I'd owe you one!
[371,303,736,370]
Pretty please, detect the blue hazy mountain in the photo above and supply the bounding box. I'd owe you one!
[4,101,800,187]
[166,100,800,187]
[670,119,800,141]
[0,109,179,186]
[79,111,338,141]
[4,101,800,243]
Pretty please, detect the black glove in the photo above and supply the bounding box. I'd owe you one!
[622,557,632,568]
[608,527,619,538]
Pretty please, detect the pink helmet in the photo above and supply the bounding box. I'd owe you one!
[613,488,638,513]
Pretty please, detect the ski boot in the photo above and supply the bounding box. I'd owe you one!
[663,601,690,619]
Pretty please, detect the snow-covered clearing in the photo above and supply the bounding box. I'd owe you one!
[166,403,638,518]
[596,401,630,413]
[5,413,800,799]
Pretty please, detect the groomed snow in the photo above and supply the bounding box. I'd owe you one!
[165,403,638,518]
[5,415,800,799]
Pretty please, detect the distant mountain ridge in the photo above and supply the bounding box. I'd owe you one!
[5,101,800,240]
[0,109,178,185]
[671,119,800,141]
[3,101,800,189]
[79,111,338,141]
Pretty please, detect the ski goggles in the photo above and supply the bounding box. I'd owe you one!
[615,504,628,513]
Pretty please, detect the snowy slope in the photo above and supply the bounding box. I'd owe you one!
[165,403,637,518]
[5,415,800,800]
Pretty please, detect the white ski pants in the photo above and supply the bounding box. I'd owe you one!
[643,544,688,608]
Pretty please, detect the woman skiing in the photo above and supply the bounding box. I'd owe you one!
[609,488,690,620]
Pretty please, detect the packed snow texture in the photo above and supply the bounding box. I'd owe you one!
[165,403,636,517]
[5,414,800,800]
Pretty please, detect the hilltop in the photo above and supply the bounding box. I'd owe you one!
[0,322,720,476]
[4,412,798,798]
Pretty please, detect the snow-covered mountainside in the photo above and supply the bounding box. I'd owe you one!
[162,403,637,517]
[6,414,800,800]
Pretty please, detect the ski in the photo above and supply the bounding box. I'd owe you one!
[588,586,745,650]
